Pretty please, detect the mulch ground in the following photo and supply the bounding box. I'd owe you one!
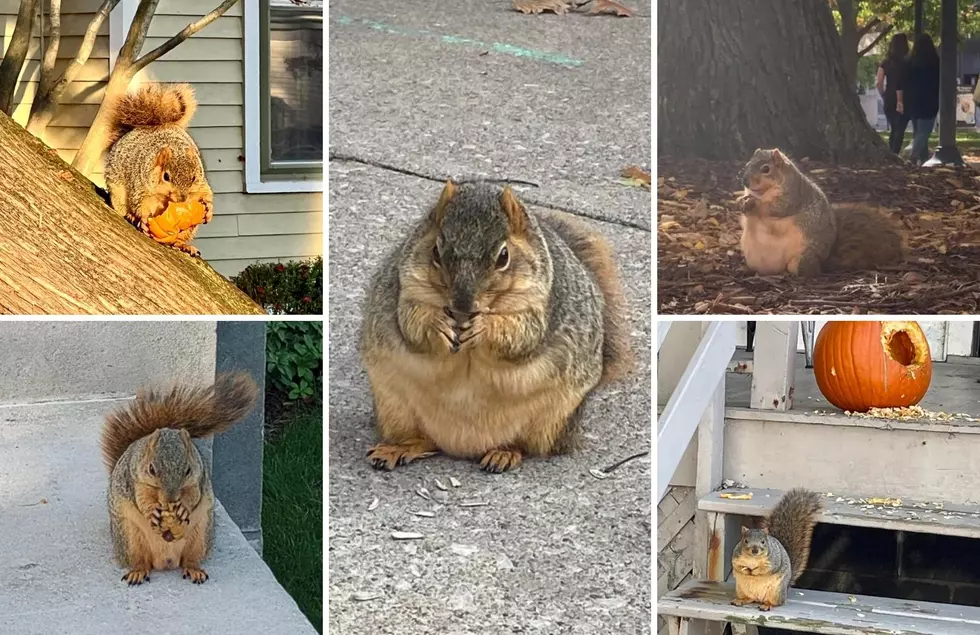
[658,156,980,314]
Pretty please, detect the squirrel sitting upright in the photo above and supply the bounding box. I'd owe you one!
[738,148,904,276]
[731,488,823,611]
[360,181,634,473]
[103,83,214,257]
[100,372,259,586]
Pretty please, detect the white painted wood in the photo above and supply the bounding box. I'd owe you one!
[693,379,724,581]
[749,322,798,411]
[659,580,980,634]
[658,322,737,501]
[723,409,980,506]
[658,321,672,352]
[947,321,976,357]
[243,0,322,194]
[110,0,138,70]
[727,406,980,435]
[701,487,980,539]
[658,322,703,405]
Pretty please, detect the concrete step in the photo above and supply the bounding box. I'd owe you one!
[701,487,980,539]
[0,399,316,634]
[0,322,216,404]
[660,580,980,635]
[723,407,980,505]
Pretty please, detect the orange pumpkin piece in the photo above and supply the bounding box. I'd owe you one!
[147,201,207,242]
[813,321,932,413]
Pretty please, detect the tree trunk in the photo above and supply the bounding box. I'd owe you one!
[837,0,859,90]
[0,0,39,115]
[0,112,264,315]
[658,0,894,163]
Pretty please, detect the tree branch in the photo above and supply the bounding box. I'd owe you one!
[857,16,882,39]
[131,0,241,74]
[858,25,893,57]
[27,0,121,134]
[37,0,62,96]
[0,0,39,115]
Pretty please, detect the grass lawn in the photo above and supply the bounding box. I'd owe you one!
[878,127,980,155]
[262,404,323,633]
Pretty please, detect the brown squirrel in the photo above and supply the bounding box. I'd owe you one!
[101,372,259,585]
[103,83,214,257]
[360,181,633,473]
[737,149,904,276]
[731,488,823,611]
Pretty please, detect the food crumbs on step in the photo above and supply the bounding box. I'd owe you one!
[849,596,857,602]
[719,492,753,500]
[412,510,436,518]
[845,405,979,422]
[416,487,431,500]
[367,497,379,511]
[434,479,448,491]
[450,476,461,488]
[352,591,383,602]
[391,531,424,540]
[460,499,488,507]
[864,497,902,506]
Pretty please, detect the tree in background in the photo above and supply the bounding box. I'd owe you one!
[658,0,892,162]
[0,0,240,177]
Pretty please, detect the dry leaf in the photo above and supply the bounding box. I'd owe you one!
[513,0,569,14]
[621,165,651,188]
[589,0,635,17]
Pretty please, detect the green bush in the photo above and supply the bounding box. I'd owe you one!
[267,321,323,404]
[234,257,322,315]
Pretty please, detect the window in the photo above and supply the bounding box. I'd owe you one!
[245,0,324,193]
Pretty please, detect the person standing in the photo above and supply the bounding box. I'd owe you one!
[877,33,910,154]
[904,33,941,165]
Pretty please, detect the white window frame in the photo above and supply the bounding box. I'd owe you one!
[110,0,324,194]
[244,0,324,193]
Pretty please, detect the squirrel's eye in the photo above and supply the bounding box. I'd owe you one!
[760,165,771,174]
[495,245,510,270]
[431,244,441,267]
[163,172,171,182]
[148,464,157,477]
[185,467,192,477]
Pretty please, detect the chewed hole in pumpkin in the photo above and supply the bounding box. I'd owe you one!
[885,330,916,367]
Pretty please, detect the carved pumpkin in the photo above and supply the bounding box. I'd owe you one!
[147,200,207,243]
[813,321,932,412]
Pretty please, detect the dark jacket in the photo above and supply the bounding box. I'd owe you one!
[879,57,907,115]
[905,56,940,120]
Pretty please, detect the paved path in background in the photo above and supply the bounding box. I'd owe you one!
[328,2,651,632]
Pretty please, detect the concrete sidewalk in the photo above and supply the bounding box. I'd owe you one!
[329,2,651,631]
[0,399,316,635]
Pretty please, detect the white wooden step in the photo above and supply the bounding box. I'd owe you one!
[701,488,980,539]
[723,408,980,505]
[659,580,980,635]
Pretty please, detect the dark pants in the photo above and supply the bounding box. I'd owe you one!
[886,110,910,154]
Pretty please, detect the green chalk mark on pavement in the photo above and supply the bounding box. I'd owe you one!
[334,15,584,68]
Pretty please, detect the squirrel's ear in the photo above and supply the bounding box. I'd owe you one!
[761,526,770,535]
[431,180,457,226]
[771,149,785,165]
[500,186,527,234]
[154,146,172,169]
[740,526,749,537]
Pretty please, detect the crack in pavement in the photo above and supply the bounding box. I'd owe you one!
[329,152,652,233]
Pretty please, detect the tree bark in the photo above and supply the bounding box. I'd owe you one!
[0,111,264,315]
[0,0,39,115]
[837,0,859,90]
[658,0,894,163]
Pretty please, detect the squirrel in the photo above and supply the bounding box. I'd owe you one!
[737,148,904,276]
[100,372,259,586]
[731,488,823,611]
[103,83,214,257]
[360,181,634,473]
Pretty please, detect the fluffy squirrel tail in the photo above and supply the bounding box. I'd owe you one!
[827,203,905,271]
[545,213,635,385]
[104,82,197,147]
[764,488,823,584]
[101,372,259,472]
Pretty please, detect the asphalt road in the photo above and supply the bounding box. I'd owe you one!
[328,1,651,632]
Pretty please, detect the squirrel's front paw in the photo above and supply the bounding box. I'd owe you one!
[173,501,191,525]
[457,313,487,352]
[433,307,460,353]
[148,506,163,529]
